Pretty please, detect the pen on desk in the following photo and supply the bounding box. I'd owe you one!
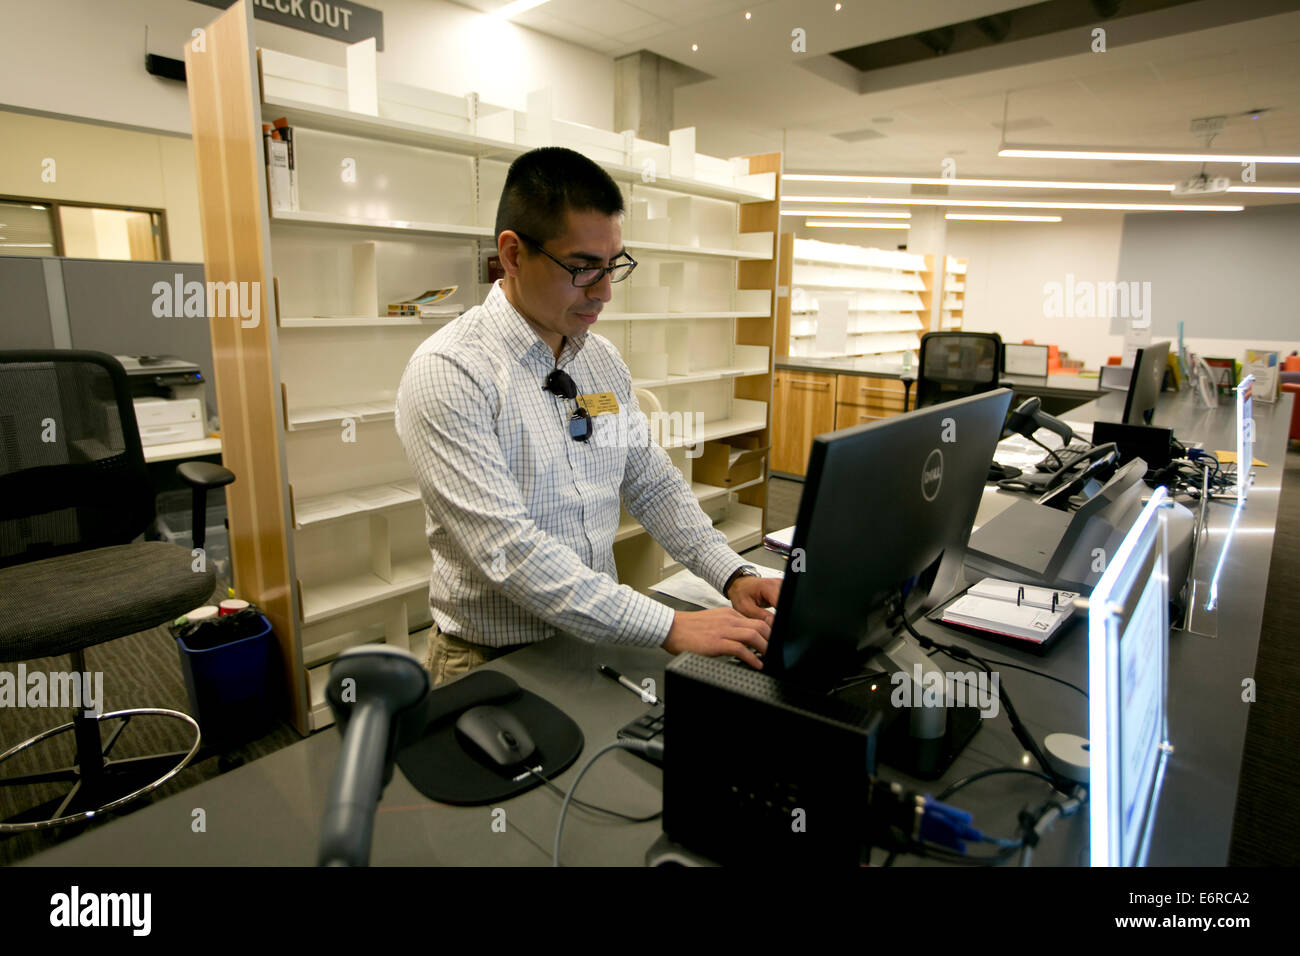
[598,664,660,705]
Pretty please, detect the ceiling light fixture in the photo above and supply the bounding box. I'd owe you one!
[745,11,751,19]
[999,146,1300,164]
[835,2,842,9]
[785,173,1169,191]
[806,220,908,229]
[492,0,551,18]
[691,43,699,51]
[781,208,912,218]
[1228,185,1300,194]
[783,194,1243,212]
[945,213,1062,222]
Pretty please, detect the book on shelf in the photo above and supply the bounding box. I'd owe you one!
[387,286,463,318]
[263,117,299,211]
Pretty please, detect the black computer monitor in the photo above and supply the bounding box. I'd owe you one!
[1122,341,1170,425]
[767,389,1013,690]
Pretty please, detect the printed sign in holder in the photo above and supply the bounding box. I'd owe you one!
[1087,486,1174,866]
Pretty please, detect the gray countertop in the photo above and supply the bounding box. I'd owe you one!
[22,388,1292,867]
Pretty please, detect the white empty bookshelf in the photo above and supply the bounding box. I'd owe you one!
[187,2,779,733]
[788,237,927,359]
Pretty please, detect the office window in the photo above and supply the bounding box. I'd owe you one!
[0,196,169,260]
[0,199,57,257]
[58,205,163,261]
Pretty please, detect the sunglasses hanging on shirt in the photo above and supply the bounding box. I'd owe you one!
[543,368,593,442]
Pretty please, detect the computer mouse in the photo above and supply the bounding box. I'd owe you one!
[454,705,536,768]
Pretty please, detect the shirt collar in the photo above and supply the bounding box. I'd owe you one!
[487,281,588,369]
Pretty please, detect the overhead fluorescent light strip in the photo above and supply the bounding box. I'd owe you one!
[946,214,1061,222]
[781,209,912,218]
[494,0,551,18]
[999,146,1300,164]
[806,220,909,229]
[786,174,1170,191]
[783,195,1242,212]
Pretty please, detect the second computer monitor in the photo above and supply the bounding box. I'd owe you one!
[1122,341,1170,425]
[766,388,1014,689]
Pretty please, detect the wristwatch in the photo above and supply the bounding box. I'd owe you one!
[723,565,759,599]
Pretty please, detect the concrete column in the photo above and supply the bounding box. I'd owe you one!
[614,51,680,144]
[906,206,948,332]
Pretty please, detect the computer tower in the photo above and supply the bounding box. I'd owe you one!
[661,654,880,866]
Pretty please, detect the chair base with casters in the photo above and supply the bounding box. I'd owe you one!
[1,349,238,834]
[0,541,221,833]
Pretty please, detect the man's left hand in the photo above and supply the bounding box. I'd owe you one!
[728,575,780,627]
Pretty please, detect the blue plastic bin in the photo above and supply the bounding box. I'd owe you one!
[175,614,281,748]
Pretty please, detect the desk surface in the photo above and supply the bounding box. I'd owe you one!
[24,388,1293,867]
[142,436,223,464]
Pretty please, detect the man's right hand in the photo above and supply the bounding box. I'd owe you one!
[662,608,769,669]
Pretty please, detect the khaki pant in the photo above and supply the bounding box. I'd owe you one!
[424,626,523,687]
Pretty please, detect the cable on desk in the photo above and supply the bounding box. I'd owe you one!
[937,767,1058,802]
[970,656,1088,700]
[898,603,1073,794]
[553,739,662,867]
[526,767,661,824]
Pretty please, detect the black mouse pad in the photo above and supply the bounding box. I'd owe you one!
[395,670,584,806]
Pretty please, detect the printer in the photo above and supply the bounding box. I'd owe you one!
[115,355,209,447]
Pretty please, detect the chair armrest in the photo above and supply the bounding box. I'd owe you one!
[177,460,236,490]
[176,461,235,554]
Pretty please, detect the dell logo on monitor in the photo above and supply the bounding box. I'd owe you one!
[921,449,944,501]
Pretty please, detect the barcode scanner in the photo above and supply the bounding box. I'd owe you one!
[319,646,431,866]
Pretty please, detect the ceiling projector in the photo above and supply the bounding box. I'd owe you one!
[1171,173,1231,197]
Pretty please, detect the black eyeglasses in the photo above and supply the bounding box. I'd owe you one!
[516,232,637,288]
[543,368,593,442]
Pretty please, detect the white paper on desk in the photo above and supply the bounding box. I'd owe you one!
[764,525,795,550]
[814,298,850,355]
[650,566,783,609]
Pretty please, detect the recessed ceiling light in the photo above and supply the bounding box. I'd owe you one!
[30,205,47,210]
[493,0,551,19]
[783,194,1243,212]
[946,213,1062,222]
[999,145,1300,164]
[691,43,699,51]
[1228,185,1300,194]
[745,11,751,20]
[835,2,842,9]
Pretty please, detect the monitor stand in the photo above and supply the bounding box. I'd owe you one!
[832,633,983,780]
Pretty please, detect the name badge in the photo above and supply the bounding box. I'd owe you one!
[580,392,620,416]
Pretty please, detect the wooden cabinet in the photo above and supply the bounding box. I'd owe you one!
[835,403,891,430]
[771,370,836,475]
[774,370,908,475]
[835,375,905,411]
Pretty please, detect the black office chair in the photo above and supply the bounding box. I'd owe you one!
[0,350,235,831]
[912,331,1003,409]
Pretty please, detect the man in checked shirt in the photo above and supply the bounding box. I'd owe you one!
[396,147,779,686]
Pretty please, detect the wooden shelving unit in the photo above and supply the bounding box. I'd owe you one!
[941,255,967,330]
[186,0,778,733]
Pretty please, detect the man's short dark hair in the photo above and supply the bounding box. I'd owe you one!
[495,147,625,243]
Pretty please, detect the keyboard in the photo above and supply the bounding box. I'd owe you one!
[617,702,664,766]
[1035,442,1093,473]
